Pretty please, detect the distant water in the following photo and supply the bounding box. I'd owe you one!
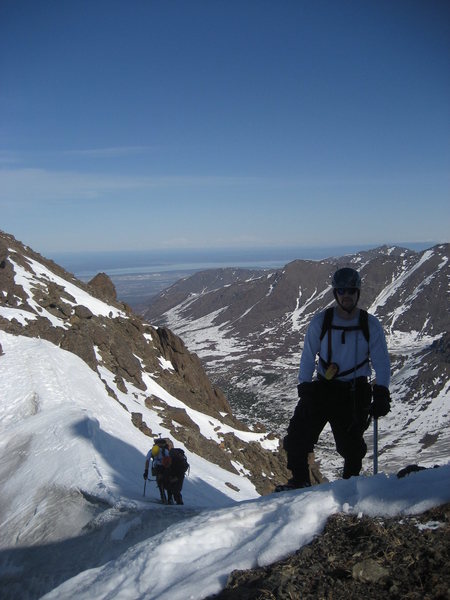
[49,242,433,279]
[49,242,435,307]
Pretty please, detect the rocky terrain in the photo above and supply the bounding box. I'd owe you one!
[0,230,293,494]
[208,498,450,600]
[143,244,450,479]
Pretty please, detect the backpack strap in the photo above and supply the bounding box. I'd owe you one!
[320,307,334,342]
[319,307,335,366]
[320,308,370,343]
[318,308,370,379]
[359,309,370,343]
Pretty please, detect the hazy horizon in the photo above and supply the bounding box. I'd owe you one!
[49,241,437,277]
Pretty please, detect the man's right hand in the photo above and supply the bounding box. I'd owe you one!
[143,470,148,480]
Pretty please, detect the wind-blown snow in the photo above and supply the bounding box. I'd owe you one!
[1,330,449,600]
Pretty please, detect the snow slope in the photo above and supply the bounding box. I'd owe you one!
[43,468,450,600]
[0,331,260,548]
[1,330,449,600]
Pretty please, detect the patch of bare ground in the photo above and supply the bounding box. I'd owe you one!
[207,503,450,600]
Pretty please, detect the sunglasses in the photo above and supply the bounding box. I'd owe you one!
[336,288,358,296]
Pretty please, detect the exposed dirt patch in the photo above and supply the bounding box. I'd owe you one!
[207,502,450,600]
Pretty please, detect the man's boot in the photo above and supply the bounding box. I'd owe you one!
[343,456,362,479]
[274,478,311,492]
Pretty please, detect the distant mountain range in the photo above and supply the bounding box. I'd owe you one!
[143,244,450,479]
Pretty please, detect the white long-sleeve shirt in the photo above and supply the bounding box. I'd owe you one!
[298,308,390,387]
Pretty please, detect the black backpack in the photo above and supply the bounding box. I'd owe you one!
[169,448,190,478]
[319,307,370,379]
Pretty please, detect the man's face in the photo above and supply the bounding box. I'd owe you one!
[336,288,358,311]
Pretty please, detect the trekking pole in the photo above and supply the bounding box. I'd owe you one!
[373,417,378,475]
[143,478,147,497]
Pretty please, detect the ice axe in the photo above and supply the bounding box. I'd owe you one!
[143,477,156,497]
[373,417,378,475]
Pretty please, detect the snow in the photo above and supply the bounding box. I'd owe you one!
[158,356,174,371]
[162,299,247,361]
[368,249,435,317]
[290,285,332,332]
[39,471,450,600]
[0,305,37,325]
[9,254,125,326]
[1,330,449,600]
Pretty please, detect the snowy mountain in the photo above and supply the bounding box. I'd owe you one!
[0,230,288,497]
[144,244,450,479]
[1,231,449,600]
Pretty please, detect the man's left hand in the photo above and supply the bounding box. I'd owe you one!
[370,385,391,417]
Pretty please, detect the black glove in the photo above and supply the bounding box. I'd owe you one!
[297,382,314,399]
[143,469,149,480]
[370,385,391,417]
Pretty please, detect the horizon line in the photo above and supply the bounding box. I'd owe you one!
[48,241,440,256]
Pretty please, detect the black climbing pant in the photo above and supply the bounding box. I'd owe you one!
[285,377,371,483]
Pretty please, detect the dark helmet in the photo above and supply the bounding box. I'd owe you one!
[331,268,361,290]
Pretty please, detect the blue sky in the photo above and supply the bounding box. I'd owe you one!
[1,0,449,254]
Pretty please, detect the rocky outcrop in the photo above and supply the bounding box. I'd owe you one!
[88,272,117,302]
[154,326,241,425]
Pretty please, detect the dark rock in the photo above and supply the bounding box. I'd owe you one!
[60,330,98,370]
[0,239,7,266]
[88,272,117,301]
[397,464,441,478]
[111,334,141,378]
[74,305,94,320]
[352,558,389,584]
[397,464,427,478]
[131,412,153,437]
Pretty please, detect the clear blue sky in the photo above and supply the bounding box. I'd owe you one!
[1,0,449,254]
